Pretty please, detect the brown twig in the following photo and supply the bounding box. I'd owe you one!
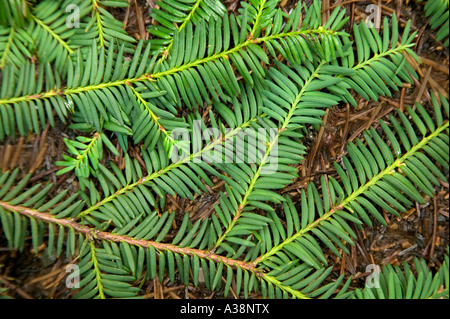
[307,109,330,176]
[9,137,24,171]
[28,167,60,184]
[399,87,406,112]
[415,66,432,103]
[420,57,449,75]
[1,144,13,173]
[429,197,438,258]
[322,0,369,12]
[0,275,34,299]
[0,201,261,275]
[143,285,185,299]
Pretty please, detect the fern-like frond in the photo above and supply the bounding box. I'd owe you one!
[351,252,449,299]
[74,239,141,299]
[54,132,122,187]
[0,0,32,28]
[0,0,137,73]
[71,56,353,238]
[0,25,33,71]
[1,92,449,300]
[71,0,136,53]
[423,0,449,47]
[338,13,419,102]
[0,177,258,298]
[0,171,334,299]
[204,27,422,255]
[243,0,280,38]
[1,0,91,72]
[0,5,346,140]
[0,62,66,140]
[148,0,227,55]
[211,60,343,252]
[27,0,80,70]
[0,169,84,255]
[73,115,247,217]
[249,95,448,295]
[0,0,447,300]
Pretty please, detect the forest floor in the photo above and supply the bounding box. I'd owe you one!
[0,0,448,299]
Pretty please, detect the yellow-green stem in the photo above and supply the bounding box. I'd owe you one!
[255,120,449,265]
